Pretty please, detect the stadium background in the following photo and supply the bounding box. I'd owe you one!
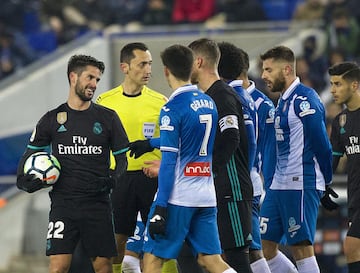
[0,1,350,272]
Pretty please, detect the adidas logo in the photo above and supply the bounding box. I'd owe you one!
[57,125,67,132]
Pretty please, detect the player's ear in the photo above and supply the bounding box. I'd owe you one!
[164,66,170,77]
[351,80,359,92]
[69,71,78,85]
[194,56,203,69]
[120,62,129,74]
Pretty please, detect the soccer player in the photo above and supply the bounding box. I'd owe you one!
[95,42,177,273]
[188,38,253,273]
[16,54,129,273]
[141,44,236,273]
[328,61,360,273]
[259,45,333,273]
[122,212,146,273]
[217,41,257,273]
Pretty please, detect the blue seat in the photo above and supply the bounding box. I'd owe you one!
[261,0,302,21]
[26,30,58,56]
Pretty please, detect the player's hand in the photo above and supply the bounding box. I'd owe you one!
[128,140,154,159]
[149,205,167,239]
[320,185,339,211]
[16,174,46,193]
[143,160,161,178]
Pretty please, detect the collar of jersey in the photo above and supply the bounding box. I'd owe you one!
[169,84,198,101]
[228,79,243,88]
[246,80,256,94]
[282,77,300,100]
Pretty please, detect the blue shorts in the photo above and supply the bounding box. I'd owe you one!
[250,195,262,250]
[259,189,321,245]
[143,204,222,259]
[126,219,145,254]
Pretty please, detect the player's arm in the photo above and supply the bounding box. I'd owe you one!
[298,97,332,185]
[244,112,257,172]
[330,115,344,173]
[16,148,49,193]
[212,109,242,173]
[17,113,52,193]
[108,112,129,188]
[128,137,160,159]
[148,151,176,239]
[154,151,177,207]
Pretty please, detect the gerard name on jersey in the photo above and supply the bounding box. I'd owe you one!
[190,98,214,111]
[58,135,102,155]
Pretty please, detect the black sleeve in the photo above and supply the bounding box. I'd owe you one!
[111,153,128,185]
[212,128,240,172]
[332,155,341,173]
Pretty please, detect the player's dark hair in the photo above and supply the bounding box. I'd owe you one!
[218,41,244,80]
[328,61,360,82]
[161,44,194,82]
[120,42,149,63]
[260,45,295,63]
[188,38,220,66]
[67,54,105,82]
[239,48,249,71]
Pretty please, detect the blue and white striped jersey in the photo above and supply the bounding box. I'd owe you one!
[229,80,259,195]
[271,78,332,190]
[246,80,276,191]
[156,85,218,207]
[228,80,257,172]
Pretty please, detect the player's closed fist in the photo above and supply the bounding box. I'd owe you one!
[16,173,46,193]
[320,185,339,211]
[128,140,154,158]
[149,205,167,239]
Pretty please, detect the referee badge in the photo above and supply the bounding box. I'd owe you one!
[143,122,156,138]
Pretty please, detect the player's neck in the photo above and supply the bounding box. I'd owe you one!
[241,78,250,89]
[121,81,143,96]
[67,97,91,111]
[346,92,360,111]
[200,71,220,92]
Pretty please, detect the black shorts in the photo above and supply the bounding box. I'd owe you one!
[348,207,360,238]
[111,171,158,236]
[46,194,117,257]
[217,200,252,250]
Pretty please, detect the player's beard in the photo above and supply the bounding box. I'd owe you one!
[270,72,286,93]
[75,81,93,102]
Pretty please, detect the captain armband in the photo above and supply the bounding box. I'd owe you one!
[219,115,239,132]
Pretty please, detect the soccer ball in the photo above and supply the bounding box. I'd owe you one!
[23,152,61,185]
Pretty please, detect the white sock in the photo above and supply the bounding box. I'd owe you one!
[296,256,320,273]
[122,255,141,273]
[267,251,298,273]
[222,268,237,273]
[251,257,271,273]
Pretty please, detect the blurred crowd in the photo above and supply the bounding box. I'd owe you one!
[0,0,269,82]
[1,0,360,130]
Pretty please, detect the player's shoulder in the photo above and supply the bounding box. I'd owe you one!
[92,102,118,117]
[47,103,67,117]
[208,80,237,100]
[95,85,122,104]
[142,86,168,102]
[295,83,319,99]
[334,108,349,121]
